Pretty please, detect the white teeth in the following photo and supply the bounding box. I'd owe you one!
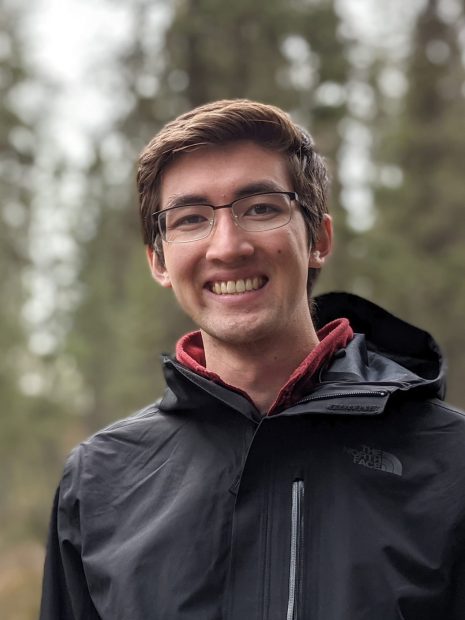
[210,277,265,295]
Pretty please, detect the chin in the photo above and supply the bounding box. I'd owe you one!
[202,320,277,347]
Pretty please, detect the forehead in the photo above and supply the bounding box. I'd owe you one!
[160,141,292,206]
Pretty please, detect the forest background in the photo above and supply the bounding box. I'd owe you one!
[1,0,464,617]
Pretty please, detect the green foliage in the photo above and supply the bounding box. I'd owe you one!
[0,6,82,613]
[0,1,37,538]
[366,0,465,406]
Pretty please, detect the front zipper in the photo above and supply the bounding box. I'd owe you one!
[296,389,388,406]
[287,480,305,620]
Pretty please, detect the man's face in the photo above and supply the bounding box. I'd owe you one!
[147,141,330,350]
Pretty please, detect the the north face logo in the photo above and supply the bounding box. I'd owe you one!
[344,444,403,476]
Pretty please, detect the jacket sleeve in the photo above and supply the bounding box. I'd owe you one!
[39,450,100,620]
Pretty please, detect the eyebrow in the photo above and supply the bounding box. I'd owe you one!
[164,181,287,210]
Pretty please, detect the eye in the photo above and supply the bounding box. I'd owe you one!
[244,201,285,218]
[172,214,207,228]
[167,207,211,229]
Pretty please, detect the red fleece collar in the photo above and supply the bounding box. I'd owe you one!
[175,318,353,415]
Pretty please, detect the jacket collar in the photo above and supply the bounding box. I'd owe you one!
[175,318,353,415]
[159,293,446,419]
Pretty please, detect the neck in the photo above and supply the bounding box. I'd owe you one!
[201,324,320,414]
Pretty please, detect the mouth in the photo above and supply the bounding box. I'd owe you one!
[208,276,267,296]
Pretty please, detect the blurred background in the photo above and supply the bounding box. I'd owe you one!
[1,0,464,617]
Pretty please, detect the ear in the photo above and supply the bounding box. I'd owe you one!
[146,246,172,288]
[308,214,333,269]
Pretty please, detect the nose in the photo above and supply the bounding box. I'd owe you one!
[205,209,254,263]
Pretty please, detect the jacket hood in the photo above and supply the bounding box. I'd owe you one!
[313,292,446,401]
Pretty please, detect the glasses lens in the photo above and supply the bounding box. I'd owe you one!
[159,205,214,242]
[233,193,292,232]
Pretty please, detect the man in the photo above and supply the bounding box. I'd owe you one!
[40,99,465,619]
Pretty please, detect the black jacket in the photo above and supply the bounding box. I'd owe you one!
[40,293,465,619]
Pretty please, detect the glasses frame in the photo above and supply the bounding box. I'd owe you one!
[153,191,299,243]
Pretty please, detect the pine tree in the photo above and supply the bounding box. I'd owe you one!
[367,0,465,406]
[0,3,72,616]
[0,1,37,531]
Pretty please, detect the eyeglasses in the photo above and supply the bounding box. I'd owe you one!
[154,191,299,243]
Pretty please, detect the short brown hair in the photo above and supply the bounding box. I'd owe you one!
[137,99,329,292]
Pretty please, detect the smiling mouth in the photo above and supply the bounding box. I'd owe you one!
[209,276,267,295]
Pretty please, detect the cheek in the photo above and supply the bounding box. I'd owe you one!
[271,232,309,267]
[285,227,311,261]
[164,248,200,291]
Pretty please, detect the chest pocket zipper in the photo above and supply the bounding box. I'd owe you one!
[287,480,305,620]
